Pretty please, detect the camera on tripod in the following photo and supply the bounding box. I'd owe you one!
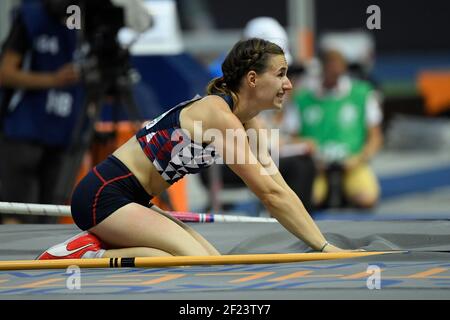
[45,0,151,96]
[48,0,152,203]
[76,0,131,93]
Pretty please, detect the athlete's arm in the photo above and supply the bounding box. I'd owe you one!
[195,97,342,252]
[244,116,308,200]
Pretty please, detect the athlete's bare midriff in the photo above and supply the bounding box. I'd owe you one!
[112,136,171,197]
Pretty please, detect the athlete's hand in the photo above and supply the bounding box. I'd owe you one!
[321,244,345,252]
[322,244,366,253]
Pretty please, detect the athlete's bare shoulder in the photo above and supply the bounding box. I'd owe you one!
[183,95,234,123]
[194,95,233,113]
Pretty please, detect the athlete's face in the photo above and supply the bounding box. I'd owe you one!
[254,54,292,110]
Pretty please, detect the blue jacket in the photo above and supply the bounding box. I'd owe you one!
[2,2,83,147]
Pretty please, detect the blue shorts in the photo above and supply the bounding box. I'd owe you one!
[71,155,153,231]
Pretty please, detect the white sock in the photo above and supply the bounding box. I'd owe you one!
[82,249,105,259]
[95,249,106,258]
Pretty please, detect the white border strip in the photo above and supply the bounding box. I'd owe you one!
[0,202,276,223]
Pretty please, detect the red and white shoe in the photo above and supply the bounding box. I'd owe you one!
[37,231,105,260]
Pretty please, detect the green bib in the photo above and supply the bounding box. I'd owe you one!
[294,80,371,161]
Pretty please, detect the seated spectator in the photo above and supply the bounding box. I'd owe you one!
[293,49,383,209]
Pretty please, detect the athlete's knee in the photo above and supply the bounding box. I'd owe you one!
[168,242,212,256]
[103,247,173,258]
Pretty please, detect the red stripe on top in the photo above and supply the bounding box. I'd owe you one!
[156,139,175,161]
[150,132,162,150]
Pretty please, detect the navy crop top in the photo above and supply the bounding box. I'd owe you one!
[135,95,233,184]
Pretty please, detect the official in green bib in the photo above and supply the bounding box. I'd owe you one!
[294,49,383,208]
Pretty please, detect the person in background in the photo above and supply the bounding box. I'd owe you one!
[0,0,82,224]
[293,48,383,209]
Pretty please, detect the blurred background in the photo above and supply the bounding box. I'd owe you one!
[0,0,449,223]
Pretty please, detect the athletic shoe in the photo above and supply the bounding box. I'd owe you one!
[36,231,104,260]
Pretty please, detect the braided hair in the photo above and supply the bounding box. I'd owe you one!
[207,38,285,106]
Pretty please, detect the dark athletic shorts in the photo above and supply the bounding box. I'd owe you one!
[71,155,152,230]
